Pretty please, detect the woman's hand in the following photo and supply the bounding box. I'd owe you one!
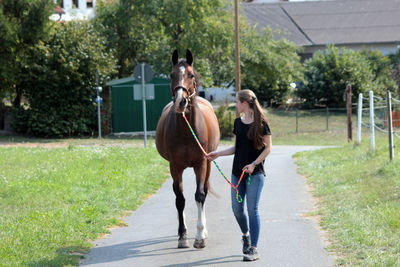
[243,163,256,174]
[206,151,219,161]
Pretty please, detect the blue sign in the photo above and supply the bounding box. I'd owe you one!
[95,97,103,104]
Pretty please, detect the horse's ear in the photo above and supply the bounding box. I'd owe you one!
[172,49,179,66]
[186,49,193,66]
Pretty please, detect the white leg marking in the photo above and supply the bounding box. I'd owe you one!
[195,202,207,240]
[183,212,187,233]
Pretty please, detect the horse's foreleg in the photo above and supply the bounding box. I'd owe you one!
[171,165,189,248]
[193,160,210,248]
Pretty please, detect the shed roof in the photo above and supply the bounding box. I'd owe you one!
[243,0,400,46]
[106,76,170,87]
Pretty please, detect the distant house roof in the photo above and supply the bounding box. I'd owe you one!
[243,0,400,47]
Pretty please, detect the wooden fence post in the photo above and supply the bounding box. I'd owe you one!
[326,107,329,131]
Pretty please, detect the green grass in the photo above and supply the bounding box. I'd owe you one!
[0,134,152,147]
[0,108,380,266]
[219,108,357,146]
[265,108,358,146]
[295,135,400,266]
[0,145,169,266]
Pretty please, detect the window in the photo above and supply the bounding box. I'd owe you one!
[72,0,78,8]
[87,0,93,8]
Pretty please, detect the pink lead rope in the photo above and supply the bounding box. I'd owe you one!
[182,112,251,203]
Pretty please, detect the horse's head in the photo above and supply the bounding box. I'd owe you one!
[170,49,199,113]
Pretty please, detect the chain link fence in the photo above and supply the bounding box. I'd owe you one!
[265,108,351,136]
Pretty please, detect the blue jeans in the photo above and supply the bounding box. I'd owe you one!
[231,172,265,247]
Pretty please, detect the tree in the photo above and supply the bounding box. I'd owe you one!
[94,0,168,78]
[12,21,117,137]
[155,0,236,87]
[297,45,377,108]
[94,0,303,103]
[0,0,54,108]
[388,49,400,97]
[94,0,236,87]
[240,26,303,104]
[360,49,397,96]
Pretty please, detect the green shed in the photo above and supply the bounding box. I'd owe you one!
[107,76,171,133]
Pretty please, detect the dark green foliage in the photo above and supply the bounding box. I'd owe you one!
[360,49,397,96]
[388,49,400,97]
[297,45,390,108]
[12,21,116,137]
[241,27,304,104]
[0,0,54,107]
[215,104,235,138]
[93,0,169,78]
[94,0,303,103]
[388,49,400,67]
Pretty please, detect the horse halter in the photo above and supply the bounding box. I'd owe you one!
[172,77,197,103]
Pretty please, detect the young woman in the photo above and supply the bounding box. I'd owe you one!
[207,89,272,261]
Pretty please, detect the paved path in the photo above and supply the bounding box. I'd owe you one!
[81,146,335,267]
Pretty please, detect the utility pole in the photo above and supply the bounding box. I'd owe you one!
[234,0,241,92]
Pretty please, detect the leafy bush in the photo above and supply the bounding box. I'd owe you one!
[297,45,396,108]
[11,106,30,134]
[241,27,304,104]
[360,49,397,95]
[389,49,400,97]
[215,103,235,138]
[12,21,116,137]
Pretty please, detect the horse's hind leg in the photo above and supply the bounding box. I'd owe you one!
[193,159,210,248]
[171,164,189,248]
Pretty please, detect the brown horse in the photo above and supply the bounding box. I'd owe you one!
[156,49,220,249]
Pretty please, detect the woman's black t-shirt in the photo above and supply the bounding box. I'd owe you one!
[232,118,271,178]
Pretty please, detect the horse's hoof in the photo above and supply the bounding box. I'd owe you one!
[178,237,190,248]
[193,239,206,249]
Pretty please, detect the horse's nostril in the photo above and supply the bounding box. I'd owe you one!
[180,98,187,107]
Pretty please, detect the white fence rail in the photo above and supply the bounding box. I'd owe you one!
[357,90,400,160]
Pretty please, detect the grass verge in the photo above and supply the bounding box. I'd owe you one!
[0,146,169,266]
[295,135,400,266]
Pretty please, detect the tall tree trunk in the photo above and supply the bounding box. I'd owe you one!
[13,87,23,108]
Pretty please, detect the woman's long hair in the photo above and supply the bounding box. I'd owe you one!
[237,89,268,150]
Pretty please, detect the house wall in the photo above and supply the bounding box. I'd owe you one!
[203,86,236,103]
[303,43,400,56]
[52,0,96,21]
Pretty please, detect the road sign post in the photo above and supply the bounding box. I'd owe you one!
[96,70,102,139]
[133,63,153,148]
[141,63,147,147]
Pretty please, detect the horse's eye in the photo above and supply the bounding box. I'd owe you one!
[188,74,194,79]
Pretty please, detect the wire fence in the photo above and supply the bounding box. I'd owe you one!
[360,92,400,139]
[356,90,399,160]
[266,107,350,136]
